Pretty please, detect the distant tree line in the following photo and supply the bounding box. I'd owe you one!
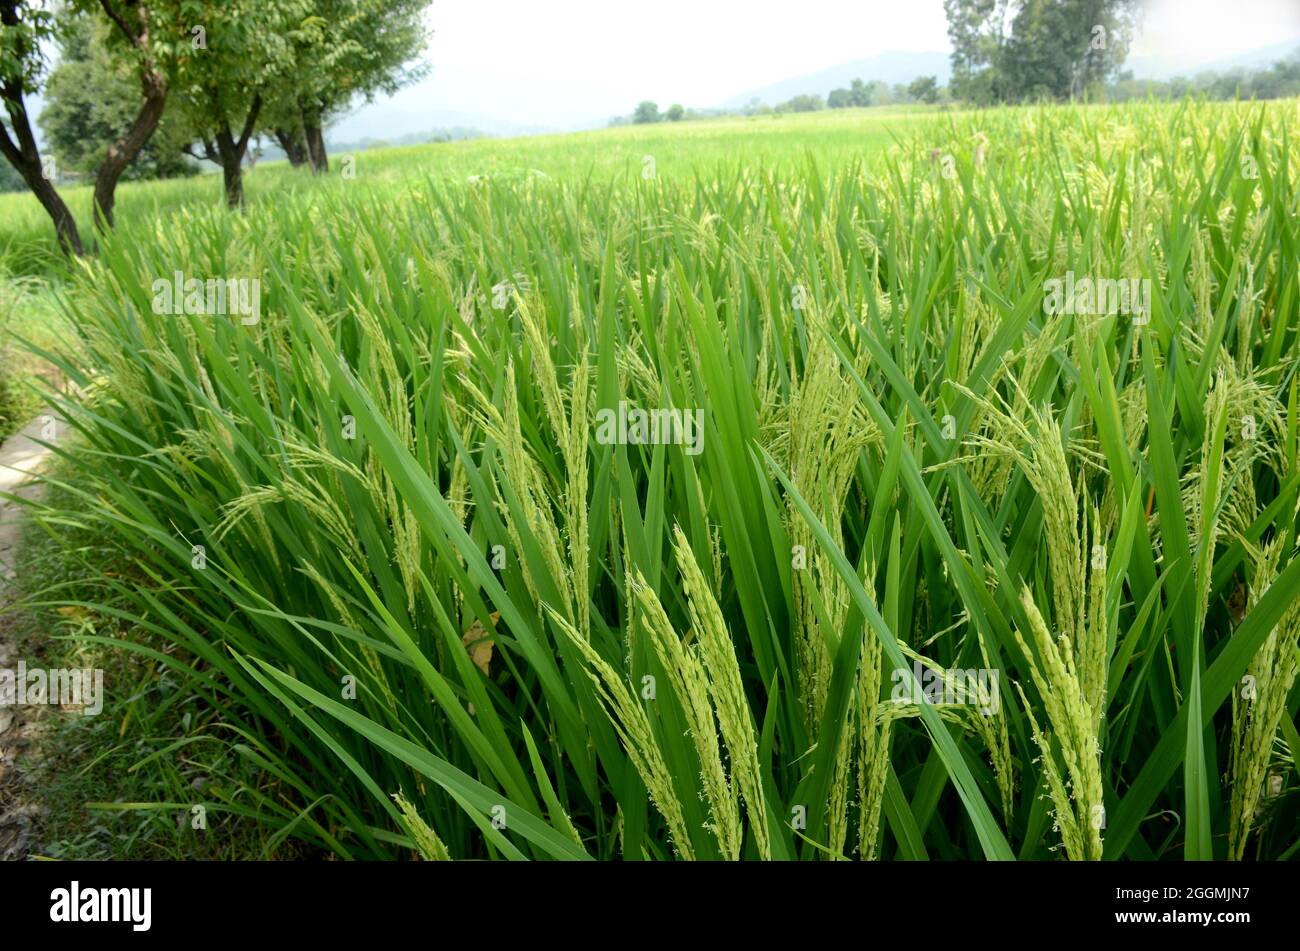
[826,75,943,108]
[254,125,485,163]
[1,0,429,254]
[317,127,487,156]
[619,101,689,124]
[768,75,946,114]
[942,0,1299,105]
[618,75,948,127]
[612,44,1300,133]
[1106,53,1300,103]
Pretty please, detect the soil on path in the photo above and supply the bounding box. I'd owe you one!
[0,412,59,859]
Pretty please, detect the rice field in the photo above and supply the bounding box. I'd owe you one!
[12,98,1300,860]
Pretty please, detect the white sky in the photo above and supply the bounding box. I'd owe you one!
[337,0,1300,135]
[420,0,952,115]
[352,0,953,132]
[1131,0,1300,63]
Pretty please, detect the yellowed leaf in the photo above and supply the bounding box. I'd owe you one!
[461,611,499,677]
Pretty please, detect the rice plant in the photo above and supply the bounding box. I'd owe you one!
[22,98,1300,860]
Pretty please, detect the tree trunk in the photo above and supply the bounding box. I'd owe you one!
[23,157,84,255]
[91,0,167,231]
[212,94,263,209]
[274,128,308,167]
[93,73,166,230]
[0,88,84,256]
[214,134,245,208]
[303,116,328,174]
[220,154,244,207]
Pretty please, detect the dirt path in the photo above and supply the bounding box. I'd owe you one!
[0,412,59,859]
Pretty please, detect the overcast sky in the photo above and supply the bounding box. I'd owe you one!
[416,0,953,122]
[1131,0,1300,68]
[332,0,1300,137]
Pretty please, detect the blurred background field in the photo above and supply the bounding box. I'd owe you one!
[0,105,928,281]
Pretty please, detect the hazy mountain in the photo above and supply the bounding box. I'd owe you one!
[722,51,953,107]
[327,103,556,143]
[719,40,1300,111]
[1126,40,1300,80]
[326,127,487,151]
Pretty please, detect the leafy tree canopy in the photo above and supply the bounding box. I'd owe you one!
[38,14,194,180]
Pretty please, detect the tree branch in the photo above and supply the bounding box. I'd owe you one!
[2,80,42,165]
[236,94,263,154]
[97,0,141,43]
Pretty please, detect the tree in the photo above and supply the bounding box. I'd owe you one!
[1,0,84,253]
[944,0,1137,103]
[269,0,428,176]
[829,78,895,108]
[633,100,660,124]
[1103,52,1300,103]
[173,1,306,207]
[39,15,193,184]
[273,127,309,168]
[665,103,684,121]
[1250,52,1300,99]
[908,75,939,104]
[1069,0,1139,97]
[1002,0,1137,100]
[3,0,191,249]
[943,0,1012,104]
[85,0,171,227]
[864,79,892,106]
[776,93,823,113]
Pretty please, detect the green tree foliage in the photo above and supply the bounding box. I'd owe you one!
[170,1,309,207]
[908,75,940,104]
[1004,0,1136,99]
[0,150,20,191]
[3,0,194,248]
[39,15,194,183]
[78,0,175,228]
[7,0,432,241]
[944,0,1138,104]
[865,79,893,105]
[665,103,684,121]
[633,100,660,123]
[944,0,1011,103]
[775,93,823,113]
[827,76,911,109]
[1,0,84,252]
[1107,51,1300,102]
[266,0,429,175]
